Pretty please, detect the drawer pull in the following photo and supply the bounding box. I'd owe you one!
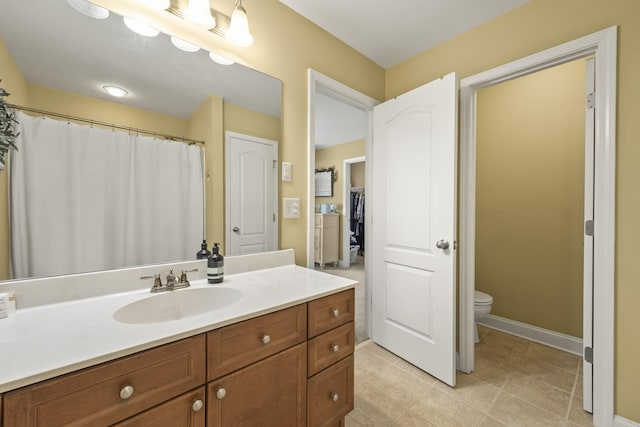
[331,308,340,317]
[216,387,227,400]
[119,385,135,400]
[331,344,340,353]
[261,334,271,345]
[330,392,340,402]
[192,399,204,412]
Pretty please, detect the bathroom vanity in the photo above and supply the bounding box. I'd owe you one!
[0,250,356,426]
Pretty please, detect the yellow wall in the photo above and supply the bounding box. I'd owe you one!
[476,59,585,338]
[386,0,640,420]
[223,103,281,142]
[315,139,365,259]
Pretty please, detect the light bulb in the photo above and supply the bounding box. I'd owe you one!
[226,1,253,47]
[209,52,234,65]
[103,85,129,98]
[123,16,160,37]
[66,0,109,19]
[183,0,216,30]
[171,37,200,53]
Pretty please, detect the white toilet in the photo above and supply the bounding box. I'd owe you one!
[474,290,493,343]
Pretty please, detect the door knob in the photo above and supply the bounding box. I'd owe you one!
[232,227,240,232]
[436,239,450,250]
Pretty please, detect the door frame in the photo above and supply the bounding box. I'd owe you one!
[459,26,617,427]
[341,156,365,268]
[225,131,279,255]
[307,70,378,340]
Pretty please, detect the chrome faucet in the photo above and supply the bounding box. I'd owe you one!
[140,268,198,293]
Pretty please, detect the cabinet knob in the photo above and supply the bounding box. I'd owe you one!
[119,385,135,400]
[216,387,227,400]
[331,308,340,317]
[192,399,204,412]
[331,344,340,353]
[330,392,339,402]
[261,334,271,345]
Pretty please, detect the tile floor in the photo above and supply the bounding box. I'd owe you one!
[346,326,592,427]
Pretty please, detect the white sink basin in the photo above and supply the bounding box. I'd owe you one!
[113,287,242,324]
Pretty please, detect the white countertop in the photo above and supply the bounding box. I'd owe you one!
[0,265,356,393]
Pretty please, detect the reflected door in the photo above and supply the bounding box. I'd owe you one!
[371,73,458,386]
[225,132,278,255]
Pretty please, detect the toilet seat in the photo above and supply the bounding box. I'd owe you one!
[474,290,493,305]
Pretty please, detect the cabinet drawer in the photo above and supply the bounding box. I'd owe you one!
[207,304,307,380]
[3,335,205,427]
[308,289,354,338]
[307,354,354,427]
[308,322,354,377]
[114,387,205,427]
[207,343,307,427]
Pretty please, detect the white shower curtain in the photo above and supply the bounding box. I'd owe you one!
[10,111,204,279]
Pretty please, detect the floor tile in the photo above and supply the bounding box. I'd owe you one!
[575,374,583,397]
[502,372,571,417]
[511,357,576,393]
[469,355,512,388]
[435,372,501,413]
[567,394,593,426]
[478,414,509,427]
[410,385,486,427]
[489,392,566,427]
[524,342,581,373]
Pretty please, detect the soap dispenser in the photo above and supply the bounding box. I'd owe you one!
[207,243,224,284]
[196,240,211,259]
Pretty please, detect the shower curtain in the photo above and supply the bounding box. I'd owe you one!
[10,111,204,279]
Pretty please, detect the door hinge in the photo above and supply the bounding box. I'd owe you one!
[273,213,276,222]
[584,346,593,364]
[273,160,277,169]
[585,220,594,236]
[586,92,595,110]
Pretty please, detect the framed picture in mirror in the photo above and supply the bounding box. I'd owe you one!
[315,168,334,197]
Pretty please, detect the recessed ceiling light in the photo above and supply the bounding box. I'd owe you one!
[103,85,129,98]
[66,0,109,19]
[123,16,159,37]
[209,52,234,65]
[171,37,200,53]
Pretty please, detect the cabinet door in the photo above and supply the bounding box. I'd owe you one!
[207,343,307,427]
[308,289,355,338]
[114,387,205,427]
[308,355,354,427]
[3,335,205,426]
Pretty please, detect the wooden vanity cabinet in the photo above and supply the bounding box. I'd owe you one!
[2,335,205,427]
[307,289,355,427]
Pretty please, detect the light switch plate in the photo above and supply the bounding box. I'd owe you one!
[282,162,292,182]
[282,197,300,218]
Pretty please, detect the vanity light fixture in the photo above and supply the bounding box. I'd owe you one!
[226,0,254,47]
[209,51,234,65]
[138,0,170,10]
[123,16,160,37]
[66,0,109,19]
[171,36,201,52]
[102,85,129,98]
[183,0,216,30]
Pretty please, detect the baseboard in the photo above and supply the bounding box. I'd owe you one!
[615,415,640,427]
[478,314,583,356]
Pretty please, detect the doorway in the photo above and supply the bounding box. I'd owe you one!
[307,70,378,344]
[459,27,617,426]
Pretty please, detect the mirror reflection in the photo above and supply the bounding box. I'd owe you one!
[0,0,282,282]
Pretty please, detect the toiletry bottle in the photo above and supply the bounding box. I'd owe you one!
[196,240,211,259]
[207,243,224,284]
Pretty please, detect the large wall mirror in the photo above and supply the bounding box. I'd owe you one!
[0,0,282,283]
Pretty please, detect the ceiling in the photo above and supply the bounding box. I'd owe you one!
[0,0,281,119]
[279,0,529,69]
[288,0,529,149]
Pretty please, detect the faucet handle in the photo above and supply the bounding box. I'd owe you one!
[140,273,163,290]
[166,269,178,286]
[179,268,198,284]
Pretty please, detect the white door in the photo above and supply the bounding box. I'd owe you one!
[225,131,278,256]
[371,73,458,386]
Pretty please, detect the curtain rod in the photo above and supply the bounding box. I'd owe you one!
[7,104,205,146]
